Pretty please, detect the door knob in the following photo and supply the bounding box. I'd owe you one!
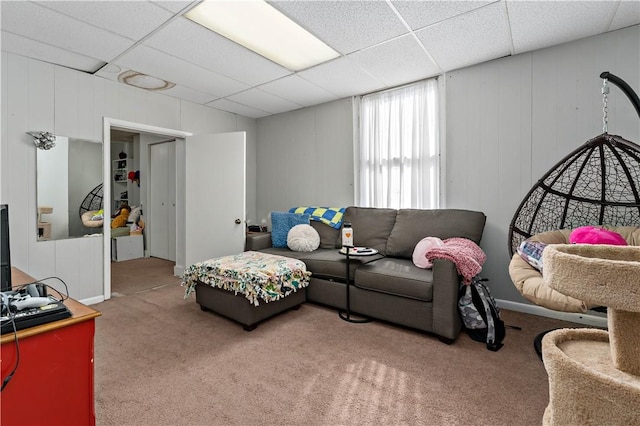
[235,219,241,224]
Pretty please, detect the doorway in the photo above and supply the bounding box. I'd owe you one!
[103,118,192,300]
[102,118,247,301]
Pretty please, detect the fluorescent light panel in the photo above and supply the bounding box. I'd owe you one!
[185,0,340,71]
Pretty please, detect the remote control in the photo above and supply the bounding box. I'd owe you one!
[10,297,52,311]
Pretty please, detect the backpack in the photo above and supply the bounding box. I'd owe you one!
[458,277,505,351]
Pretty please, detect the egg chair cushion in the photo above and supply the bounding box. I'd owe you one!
[509,226,640,313]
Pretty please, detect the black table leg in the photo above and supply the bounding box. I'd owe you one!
[339,249,371,323]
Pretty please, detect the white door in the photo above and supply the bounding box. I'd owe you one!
[149,141,177,261]
[185,132,246,267]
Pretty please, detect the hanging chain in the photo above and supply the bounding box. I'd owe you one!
[602,78,609,134]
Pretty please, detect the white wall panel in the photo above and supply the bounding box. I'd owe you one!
[255,98,354,225]
[77,72,95,141]
[6,55,30,272]
[104,79,121,122]
[117,84,139,124]
[1,52,7,200]
[139,90,181,130]
[180,101,236,134]
[54,67,78,137]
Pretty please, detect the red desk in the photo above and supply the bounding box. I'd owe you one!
[1,268,101,425]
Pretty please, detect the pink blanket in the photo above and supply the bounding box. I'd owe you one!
[425,237,486,284]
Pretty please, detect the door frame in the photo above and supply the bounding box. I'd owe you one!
[103,118,192,300]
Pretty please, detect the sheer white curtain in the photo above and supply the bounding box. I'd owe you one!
[358,79,439,209]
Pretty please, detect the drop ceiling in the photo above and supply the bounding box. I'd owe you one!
[2,1,639,119]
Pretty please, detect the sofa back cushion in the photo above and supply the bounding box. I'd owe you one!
[310,220,340,249]
[386,209,486,258]
[342,207,397,255]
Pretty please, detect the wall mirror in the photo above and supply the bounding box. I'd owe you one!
[36,136,103,241]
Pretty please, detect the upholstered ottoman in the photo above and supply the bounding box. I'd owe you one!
[182,251,311,330]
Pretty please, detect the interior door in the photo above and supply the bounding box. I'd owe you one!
[185,132,246,267]
[149,141,176,261]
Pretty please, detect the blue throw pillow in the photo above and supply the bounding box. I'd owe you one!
[271,212,310,248]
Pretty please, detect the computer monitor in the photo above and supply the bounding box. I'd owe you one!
[1,204,11,291]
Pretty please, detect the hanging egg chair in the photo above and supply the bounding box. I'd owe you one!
[509,72,640,256]
[508,72,640,358]
[508,72,640,317]
[508,132,640,256]
[79,183,104,228]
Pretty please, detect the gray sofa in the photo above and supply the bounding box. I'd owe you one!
[246,206,486,342]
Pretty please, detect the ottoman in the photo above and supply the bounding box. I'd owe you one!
[182,251,311,330]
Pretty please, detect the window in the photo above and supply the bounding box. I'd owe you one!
[357,79,439,209]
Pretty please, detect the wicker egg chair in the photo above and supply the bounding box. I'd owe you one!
[79,183,104,228]
[507,73,640,357]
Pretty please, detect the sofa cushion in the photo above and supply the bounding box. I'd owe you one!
[342,207,397,255]
[311,221,340,249]
[354,258,433,302]
[301,249,383,281]
[258,247,310,260]
[386,209,486,258]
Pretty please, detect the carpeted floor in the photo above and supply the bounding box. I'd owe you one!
[111,257,179,296]
[93,279,583,426]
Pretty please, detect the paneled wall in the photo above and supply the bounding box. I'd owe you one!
[446,25,640,303]
[0,52,257,302]
[255,98,355,224]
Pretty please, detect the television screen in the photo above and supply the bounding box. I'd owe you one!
[1,204,11,291]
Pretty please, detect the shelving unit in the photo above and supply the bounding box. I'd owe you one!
[112,158,129,211]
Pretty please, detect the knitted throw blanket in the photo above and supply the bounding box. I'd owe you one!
[425,237,486,284]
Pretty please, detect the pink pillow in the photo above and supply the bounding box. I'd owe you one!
[569,226,627,246]
[412,237,444,268]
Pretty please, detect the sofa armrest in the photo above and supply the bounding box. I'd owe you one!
[431,259,462,341]
[245,232,272,251]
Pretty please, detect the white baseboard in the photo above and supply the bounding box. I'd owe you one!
[496,299,608,328]
[80,295,105,306]
[174,265,184,277]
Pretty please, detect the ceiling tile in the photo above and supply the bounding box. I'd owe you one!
[507,1,618,54]
[391,0,494,30]
[258,75,339,107]
[152,1,197,14]
[298,56,385,98]
[206,99,270,119]
[162,85,219,105]
[348,34,441,87]
[226,89,302,114]
[0,1,135,62]
[271,1,407,55]
[34,1,174,41]
[416,2,511,72]
[144,17,291,86]
[114,45,250,98]
[1,31,105,73]
[609,1,640,31]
